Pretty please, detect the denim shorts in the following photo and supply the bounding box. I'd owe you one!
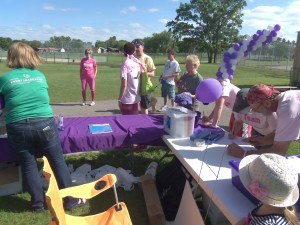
[161,83,175,99]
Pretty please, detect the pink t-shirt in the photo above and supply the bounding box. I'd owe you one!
[120,56,141,104]
[275,90,300,141]
[80,58,97,77]
[221,80,240,110]
[234,111,277,135]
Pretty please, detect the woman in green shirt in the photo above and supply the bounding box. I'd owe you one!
[0,42,80,212]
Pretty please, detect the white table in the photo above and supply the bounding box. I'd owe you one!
[162,135,256,225]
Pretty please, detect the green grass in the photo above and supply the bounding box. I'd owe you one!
[0,61,299,225]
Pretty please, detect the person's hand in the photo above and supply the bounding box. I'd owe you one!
[202,116,212,125]
[118,100,122,110]
[248,136,264,146]
[226,142,245,158]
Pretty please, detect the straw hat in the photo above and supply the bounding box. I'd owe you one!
[239,153,299,207]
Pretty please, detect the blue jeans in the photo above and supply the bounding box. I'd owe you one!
[6,117,73,209]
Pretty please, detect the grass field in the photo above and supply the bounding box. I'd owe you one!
[0,61,298,225]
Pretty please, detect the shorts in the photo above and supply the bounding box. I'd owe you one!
[120,102,139,115]
[140,95,151,109]
[161,83,175,99]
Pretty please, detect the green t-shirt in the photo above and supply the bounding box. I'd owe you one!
[177,72,204,111]
[0,68,53,124]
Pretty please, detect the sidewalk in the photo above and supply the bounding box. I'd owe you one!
[51,97,232,130]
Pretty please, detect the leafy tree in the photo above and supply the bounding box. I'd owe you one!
[143,31,177,53]
[0,37,13,50]
[167,0,247,63]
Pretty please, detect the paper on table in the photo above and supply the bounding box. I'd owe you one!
[88,123,113,134]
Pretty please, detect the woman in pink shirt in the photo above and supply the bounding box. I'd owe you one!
[80,49,97,106]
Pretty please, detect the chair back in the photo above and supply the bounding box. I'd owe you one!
[43,157,67,225]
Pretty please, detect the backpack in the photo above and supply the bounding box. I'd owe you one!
[156,157,191,221]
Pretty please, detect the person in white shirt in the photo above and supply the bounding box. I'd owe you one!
[227,84,300,158]
[159,50,181,108]
[203,79,251,137]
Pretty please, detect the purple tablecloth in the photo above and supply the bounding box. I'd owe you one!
[0,114,166,163]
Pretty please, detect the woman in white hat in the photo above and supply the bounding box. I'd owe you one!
[236,153,299,225]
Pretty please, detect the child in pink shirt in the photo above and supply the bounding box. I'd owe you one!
[80,49,97,106]
[118,42,144,115]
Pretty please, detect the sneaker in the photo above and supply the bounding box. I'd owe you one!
[90,101,95,106]
[81,102,86,106]
[64,197,87,211]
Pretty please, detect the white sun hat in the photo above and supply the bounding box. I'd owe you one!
[239,153,299,207]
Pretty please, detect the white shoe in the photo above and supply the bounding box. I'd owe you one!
[81,102,86,106]
[90,101,95,106]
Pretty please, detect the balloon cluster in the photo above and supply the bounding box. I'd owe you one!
[216,24,282,80]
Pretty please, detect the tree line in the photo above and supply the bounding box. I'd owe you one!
[0,0,296,63]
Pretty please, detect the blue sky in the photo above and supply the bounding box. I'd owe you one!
[0,0,299,43]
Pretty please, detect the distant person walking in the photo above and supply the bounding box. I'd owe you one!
[132,39,156,114]
[80,49,97,106]
[159,50,181,108]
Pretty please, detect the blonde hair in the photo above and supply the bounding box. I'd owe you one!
[7,42,41,69]
[284,206,299,225]
[186,55,200,68]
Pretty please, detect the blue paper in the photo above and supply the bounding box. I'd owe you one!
[89,123,112,134]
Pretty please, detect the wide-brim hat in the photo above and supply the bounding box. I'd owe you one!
[239,153,299,207]
[232,88,250,114]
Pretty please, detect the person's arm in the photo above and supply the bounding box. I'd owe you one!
[147,70,155,78]
[227,140,291,158]
[235,218,246,225]
[248,131,275,146]
[118,78,126,109]
[229,119,243,139]
[94,64,98,77]
[203,96,225,126]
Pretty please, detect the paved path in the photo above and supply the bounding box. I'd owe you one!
[51,97,232,131]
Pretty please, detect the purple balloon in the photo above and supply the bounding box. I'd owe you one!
[233,43,240,51]
[247,45,253,52]
[196,78,223,104]
[274,24,281,31]
[225,62,232,69]
[228,74,234,80]
[270,30,277,37]
[224,55,231,63]
[266,36,273,43]
[244,51,249,57]
[256,30,263,35]
[252,34,259,41]
[231,52,238,59]
[227,68,234,75]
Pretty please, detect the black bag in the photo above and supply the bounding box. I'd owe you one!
[156,157,189,221]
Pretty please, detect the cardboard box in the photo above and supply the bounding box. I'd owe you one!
[0,165,22,196]
[164,107,196,138]
[140,175,165,225]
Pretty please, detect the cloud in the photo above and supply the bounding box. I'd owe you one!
[171,0,180,2]
[120,6,137,14]
[129,23,143,29]
[42,24,52,29]
[148,8,159,12]
[242,1,300,41]
[158,19,169,24]
[42,4,78,12]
